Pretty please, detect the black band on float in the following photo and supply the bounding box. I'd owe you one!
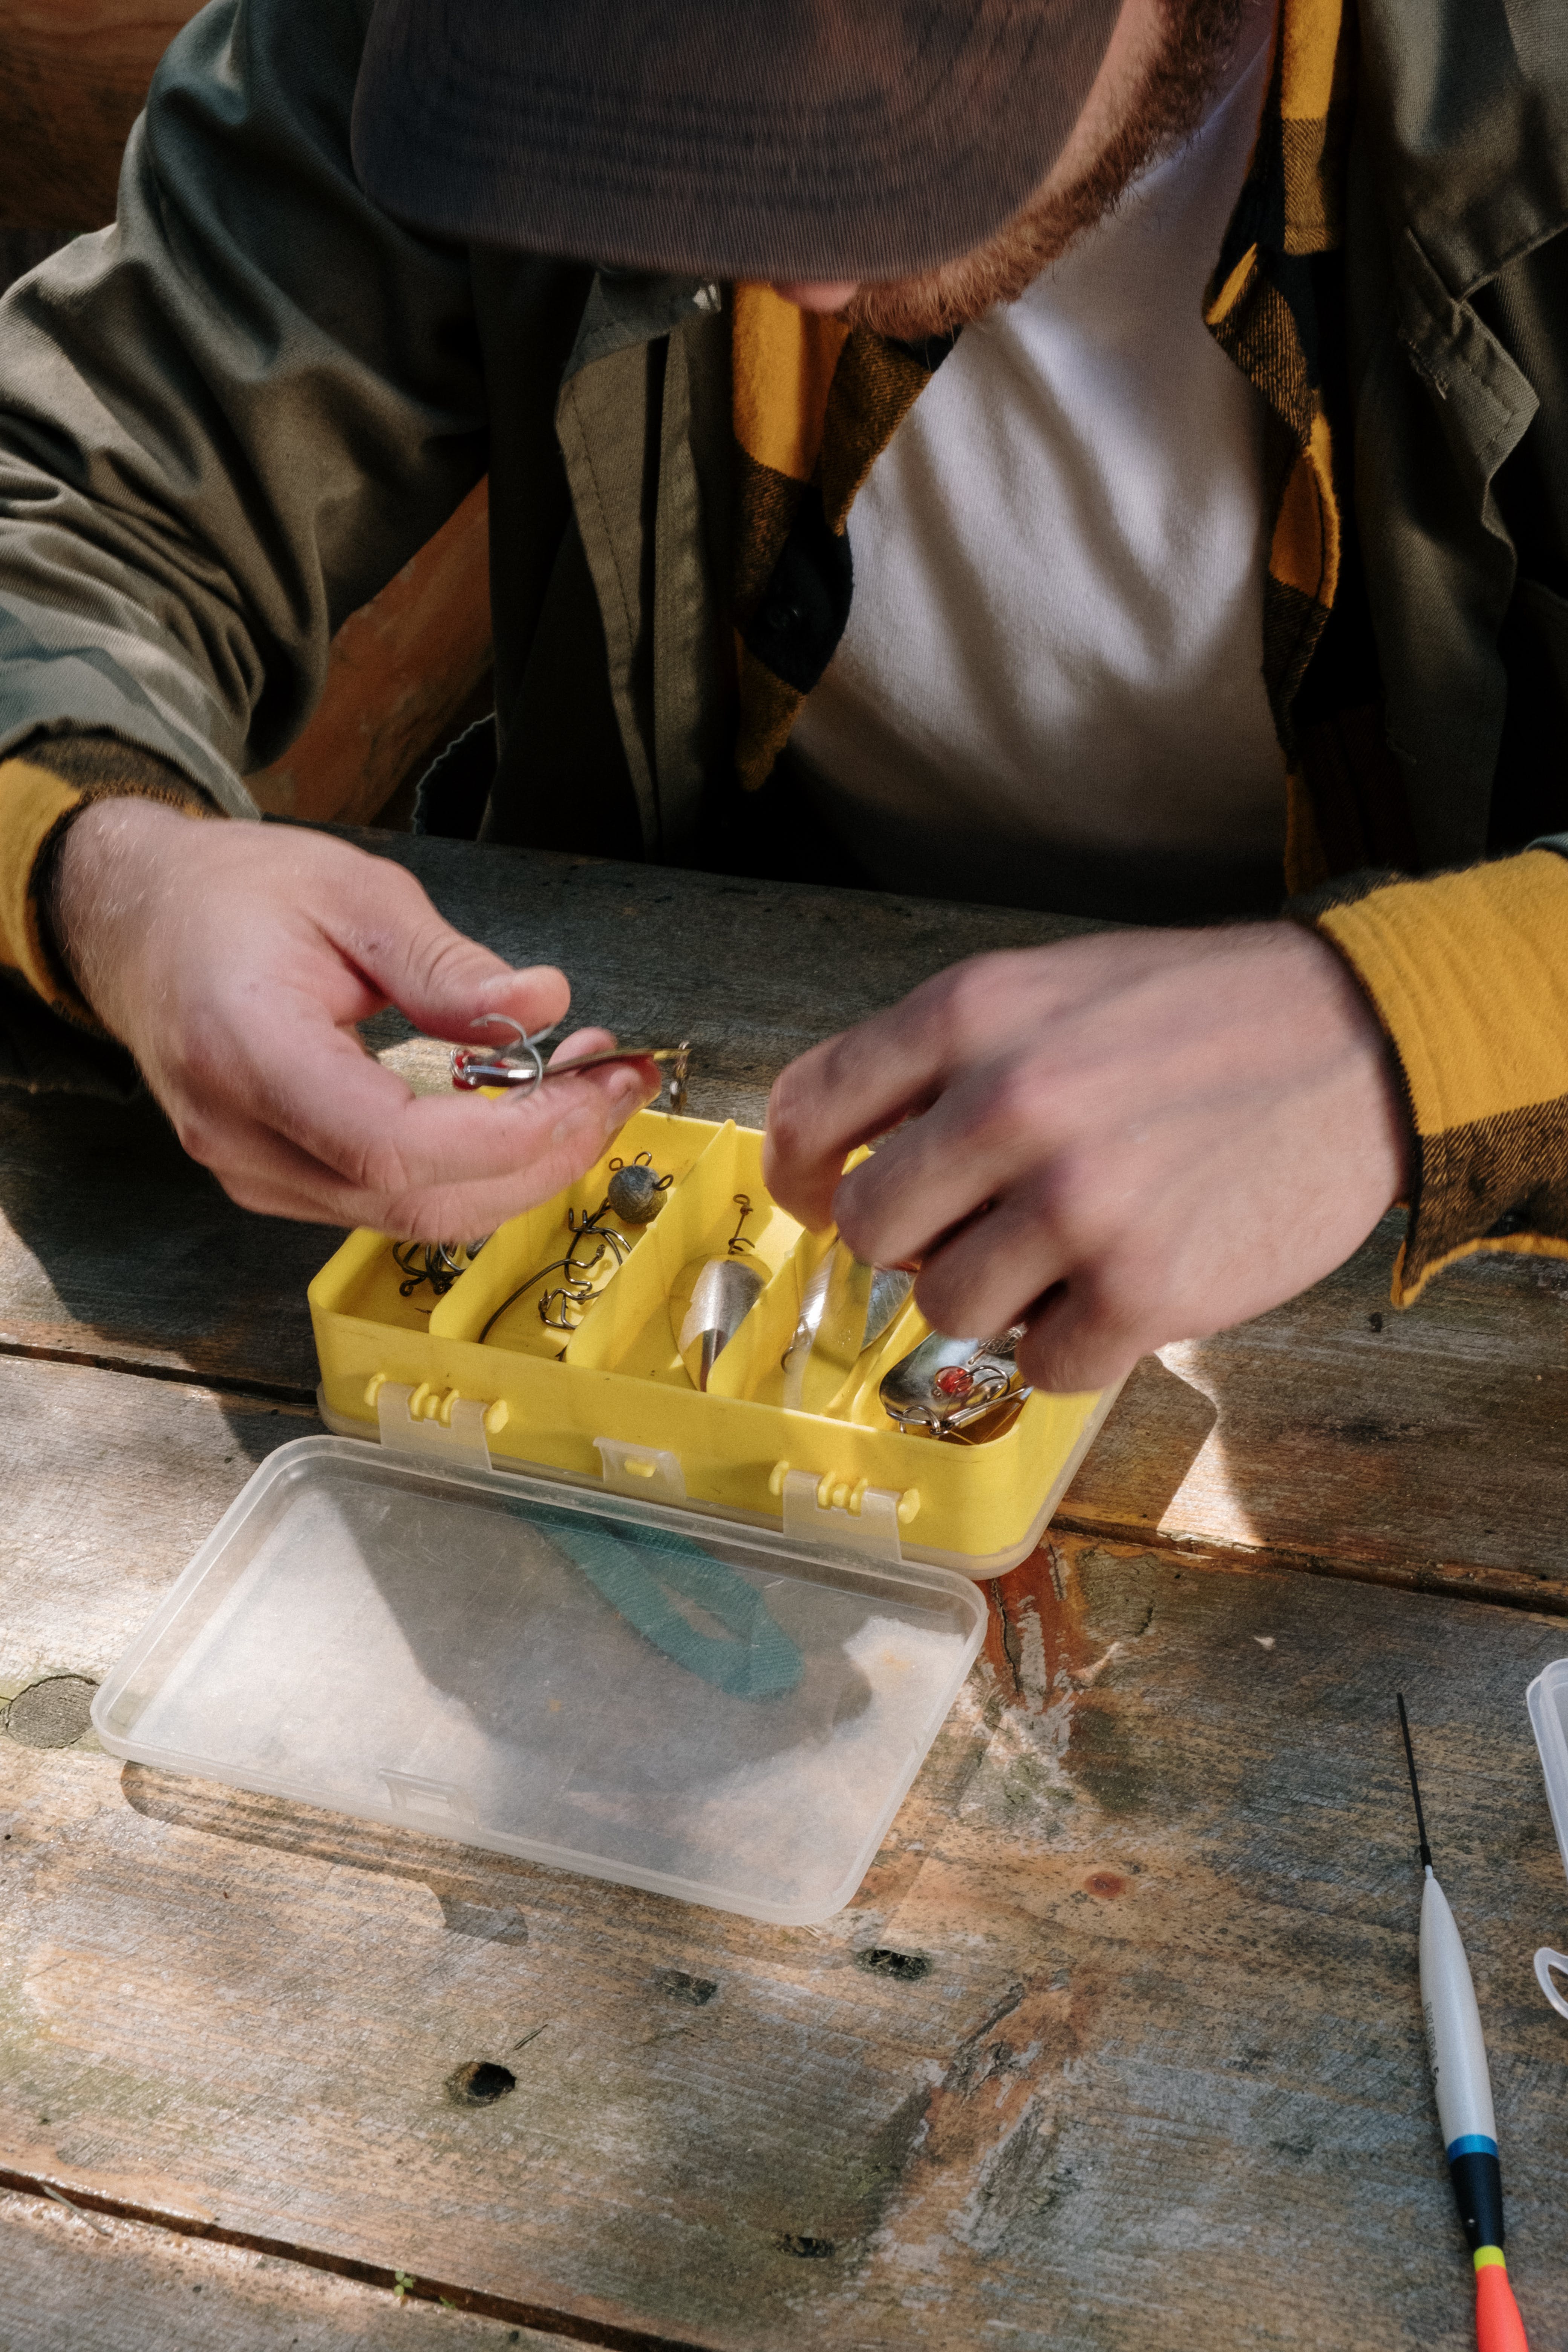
[1448,2150,1505,2256]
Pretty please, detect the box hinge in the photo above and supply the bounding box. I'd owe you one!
[779,1468,908,1565]
[594,1438,687,1503]
[374,1380,493,1470]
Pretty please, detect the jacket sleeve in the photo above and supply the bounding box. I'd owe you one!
[0,0,489,1084]
[0,0,490,802]
[1301,843,1568,1303]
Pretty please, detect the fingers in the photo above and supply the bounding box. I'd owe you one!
[1014,1280,1150,1398]
[183,1050,652,1233]
[324,853,573,1045]
[764,962,996,1227]
[548,1028,616,1065]
[175,991,654,1228]
[545,1029,662,1093]
[56,808,663,1230]
[905,1178,1067,1342]
[831,1057,1062,1274]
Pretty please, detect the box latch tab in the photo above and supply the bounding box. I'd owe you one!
[780,1468,905,1565]
[374,1380,493,1470]
[594,1438,687,1503]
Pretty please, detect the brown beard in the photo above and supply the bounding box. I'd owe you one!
[843,0,1259,341]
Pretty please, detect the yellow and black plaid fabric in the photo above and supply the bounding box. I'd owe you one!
[1204,0,1360,888]
[729,289,954,793]
[1317,853,1568,1295]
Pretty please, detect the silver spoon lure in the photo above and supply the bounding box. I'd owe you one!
[879,1326,1031,1438]
[678,1256,769,1391]
[781,1242,914,1415]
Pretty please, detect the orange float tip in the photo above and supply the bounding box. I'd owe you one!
[1475,2257,1530,2352]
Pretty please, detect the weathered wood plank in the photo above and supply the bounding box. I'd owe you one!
[0,1355,314,1700]
[1061,1213,1568,1605]
[0,1087,334,1394]
[345,828,1099,1131]
[0,2184,580,2350]
[2,1358,1565,2347]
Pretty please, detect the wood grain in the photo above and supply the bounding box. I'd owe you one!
[0,1353,314,1701]
[346,829,1099,1132]
[0,2185,580,2349]
[1061,1214,1568,1607]
[4,1486,1566,2349]
[0,1086,333,1393]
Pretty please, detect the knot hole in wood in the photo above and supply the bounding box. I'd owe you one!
[855,1946,931,1981]
[446,2061,517,2106]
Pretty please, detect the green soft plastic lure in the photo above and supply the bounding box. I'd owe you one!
[523,1504,803,1699]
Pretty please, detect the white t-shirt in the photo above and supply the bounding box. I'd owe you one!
[789,20,1283,922]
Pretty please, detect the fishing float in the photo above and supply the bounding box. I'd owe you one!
[1396,1695,1530,2352]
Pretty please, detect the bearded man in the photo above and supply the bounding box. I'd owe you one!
[0,0,1563,1392]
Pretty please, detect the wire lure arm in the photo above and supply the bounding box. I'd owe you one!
[450,1015,691,1112]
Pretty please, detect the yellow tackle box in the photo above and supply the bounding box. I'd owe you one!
[309,1108,1120,1580]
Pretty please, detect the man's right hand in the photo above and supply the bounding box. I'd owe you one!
[52,798,655,1234]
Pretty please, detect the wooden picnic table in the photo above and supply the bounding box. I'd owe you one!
[2,827,1567,2351]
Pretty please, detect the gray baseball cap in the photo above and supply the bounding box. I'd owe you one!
[352,0,1123,283]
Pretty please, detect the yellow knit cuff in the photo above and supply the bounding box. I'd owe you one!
[1317,848,1568,1303]
[0,757,90,1014]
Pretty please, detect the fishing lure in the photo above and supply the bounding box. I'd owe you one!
[879,1327,1030,1438]
[451,1015,690,1114]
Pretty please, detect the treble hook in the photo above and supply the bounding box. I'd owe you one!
[450,1014,562,1092]
[450,1018,692,1107]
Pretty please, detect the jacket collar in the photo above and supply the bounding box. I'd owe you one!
[562,270,720,383]
[1360,0,1568,301]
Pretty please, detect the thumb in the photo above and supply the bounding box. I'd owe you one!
[1016,1280,1145,1398]
[331,856,572,1043]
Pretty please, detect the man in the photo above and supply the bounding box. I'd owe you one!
[0,0,1564,1397]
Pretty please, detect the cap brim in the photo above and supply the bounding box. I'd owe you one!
[352,0,1121,282]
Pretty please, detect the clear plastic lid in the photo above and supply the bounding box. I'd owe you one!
[92,1438,987,1925]
[1525,1660,1568,2020]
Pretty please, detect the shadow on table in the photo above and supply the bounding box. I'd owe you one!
[1063,1210,1568,1588]
[0,1086,338,1391]
[1058,1351,1218,1540]
[123,1761,560,1942]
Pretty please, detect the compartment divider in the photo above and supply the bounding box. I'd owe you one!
[432,1109,717,1355]
[707,1224,835,1406]
[567,1123,804,1385]
[825,1294,931,1427]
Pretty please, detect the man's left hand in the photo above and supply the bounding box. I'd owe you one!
[763,922,1412,1395]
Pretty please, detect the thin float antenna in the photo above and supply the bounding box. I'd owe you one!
[1395,1693,1531,2347]
[1396,1692,1433,1870]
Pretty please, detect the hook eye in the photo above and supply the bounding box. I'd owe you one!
[461,1014,562,1092]
[471,1013,562,1052]
[471,1012,528,1047]
[1534,1947,1568,2020]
